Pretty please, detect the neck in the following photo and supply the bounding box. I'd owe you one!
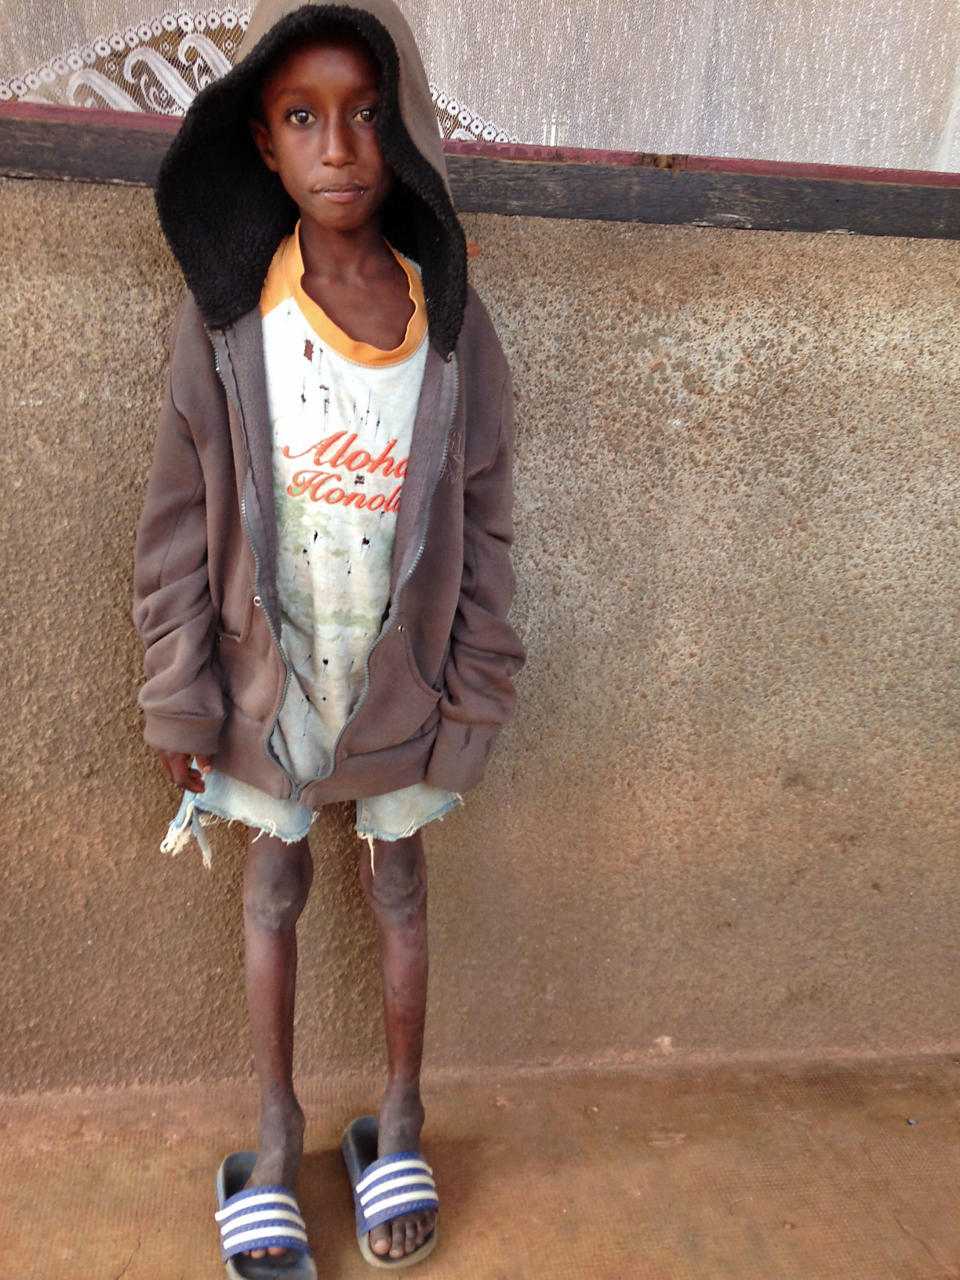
[298,217,393,282]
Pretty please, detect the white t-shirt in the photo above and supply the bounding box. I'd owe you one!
[259,226,456,825]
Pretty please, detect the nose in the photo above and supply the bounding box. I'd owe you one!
[320,115,354,167]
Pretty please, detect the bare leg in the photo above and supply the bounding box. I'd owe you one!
[358,833,437,1260]
[242,831,313,1259]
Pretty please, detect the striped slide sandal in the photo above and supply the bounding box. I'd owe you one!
[214,1151,317,1280]
[341,1117,439,1269]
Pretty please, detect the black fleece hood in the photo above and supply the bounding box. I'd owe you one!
[155,0,467,358]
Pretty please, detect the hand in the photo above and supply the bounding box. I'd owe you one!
[157,751,213,793]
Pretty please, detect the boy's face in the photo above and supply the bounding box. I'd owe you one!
[251,35,392,236]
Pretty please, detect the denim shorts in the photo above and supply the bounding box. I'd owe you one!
[161,765,462,869]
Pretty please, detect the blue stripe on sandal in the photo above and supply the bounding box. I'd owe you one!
[214,1151,317,1280]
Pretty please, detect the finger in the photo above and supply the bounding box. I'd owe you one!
[196,755,214,774]
[181,765,206,793]
[167,756,205,794]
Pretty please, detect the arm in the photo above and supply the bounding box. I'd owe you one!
[132,307,225,758]
[425,364,525,793]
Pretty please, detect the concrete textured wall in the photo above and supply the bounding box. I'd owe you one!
[1,177,957,1093]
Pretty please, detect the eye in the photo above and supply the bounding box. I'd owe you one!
[356,104,378,123]
[286,107,314,126]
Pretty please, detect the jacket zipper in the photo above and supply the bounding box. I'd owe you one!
[212,339,294,791]
[240,490,293,781]
[212,343,283,658]
[315,356,460,795]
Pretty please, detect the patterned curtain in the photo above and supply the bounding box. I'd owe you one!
[2,1,959,169]
[0,3,520,141]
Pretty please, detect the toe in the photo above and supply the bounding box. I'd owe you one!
[249,1249,266,1258]
[390,1217,406,1258]
[268,1247,287,1257]
[370,1223,392,1257]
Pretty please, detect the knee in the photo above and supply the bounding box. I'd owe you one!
[244,841,311,934]
[364,842,426,921]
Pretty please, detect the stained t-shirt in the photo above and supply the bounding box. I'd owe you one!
[260,223,433,790]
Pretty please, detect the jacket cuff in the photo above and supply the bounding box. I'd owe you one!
[143,712,223,757]
[424,718,501,793]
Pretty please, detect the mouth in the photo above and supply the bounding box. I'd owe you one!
[314,183,365,203]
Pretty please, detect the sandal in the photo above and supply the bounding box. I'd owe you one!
[215,1151,317,1279]
[342,1117,438,1270]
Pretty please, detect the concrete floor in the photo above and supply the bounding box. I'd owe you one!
[2,1057,960,1280]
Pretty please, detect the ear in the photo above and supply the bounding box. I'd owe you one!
[250,117,279,172]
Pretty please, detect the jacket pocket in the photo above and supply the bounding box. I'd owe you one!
[344,624,442,756]
[402,625,442,699]
[217,585,255,644]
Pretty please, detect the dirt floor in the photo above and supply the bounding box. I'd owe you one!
[2,1057,960,1279]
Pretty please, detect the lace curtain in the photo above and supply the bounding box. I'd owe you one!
[2,1,959,170]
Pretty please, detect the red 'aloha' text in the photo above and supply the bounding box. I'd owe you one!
[282,431,407,509]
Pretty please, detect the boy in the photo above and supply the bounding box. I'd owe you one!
[133,1,523,1273]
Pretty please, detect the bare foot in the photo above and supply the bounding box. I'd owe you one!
[369,1084,436,1261]
[245,1097,305,1260]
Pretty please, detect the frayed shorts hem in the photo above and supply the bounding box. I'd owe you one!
[161,765,462,870]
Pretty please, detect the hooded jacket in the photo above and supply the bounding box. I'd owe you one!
[133,0,524,805]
